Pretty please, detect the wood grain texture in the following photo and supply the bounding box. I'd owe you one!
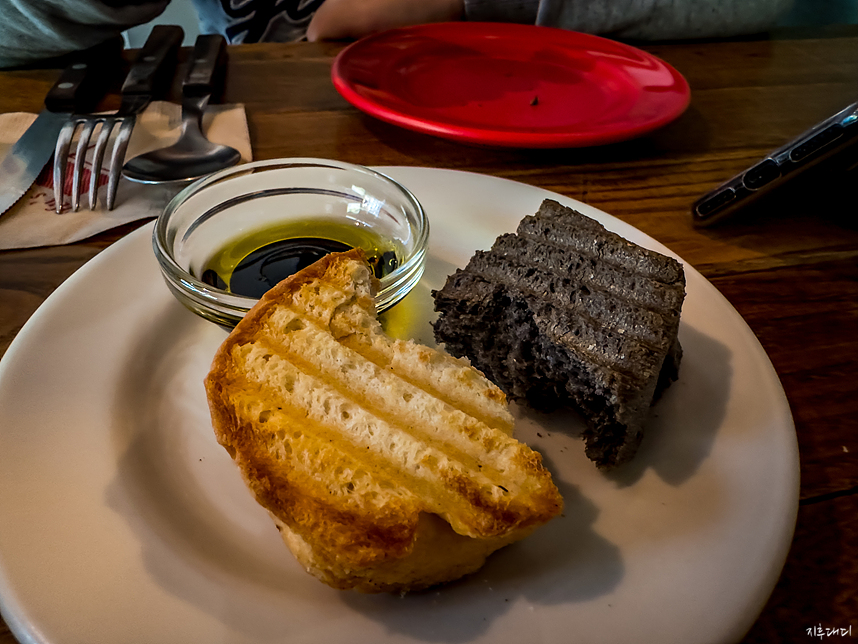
[1,26,857,644]
[744,494,858,642]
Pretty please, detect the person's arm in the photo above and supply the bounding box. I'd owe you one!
[306,0,463,41]
[0,0,168,69]
[307,0,794,42]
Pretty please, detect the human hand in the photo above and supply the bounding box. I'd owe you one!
[306,0,464,41]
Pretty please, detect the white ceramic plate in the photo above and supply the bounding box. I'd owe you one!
[0,168,798,644]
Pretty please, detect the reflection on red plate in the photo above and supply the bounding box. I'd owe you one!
[332,22,691,148]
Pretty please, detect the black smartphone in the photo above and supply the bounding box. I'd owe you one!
[692,100,858,227]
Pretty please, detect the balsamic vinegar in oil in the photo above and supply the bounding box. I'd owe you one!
[198,220,400,299]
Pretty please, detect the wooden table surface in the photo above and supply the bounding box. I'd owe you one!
[1,26,856,643]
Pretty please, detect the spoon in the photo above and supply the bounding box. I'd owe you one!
[122,34,240,184]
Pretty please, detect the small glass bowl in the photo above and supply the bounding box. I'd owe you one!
[153,158,428,328]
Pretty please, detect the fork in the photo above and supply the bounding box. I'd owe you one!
[53,25,183,213]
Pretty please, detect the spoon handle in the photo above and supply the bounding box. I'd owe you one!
[184,35,227,99]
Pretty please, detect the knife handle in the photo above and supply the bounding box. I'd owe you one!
[183,35,227,99]
[121,24,184,96]
[43,38,124,113]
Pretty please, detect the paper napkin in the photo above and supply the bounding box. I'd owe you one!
[0,101,252,250]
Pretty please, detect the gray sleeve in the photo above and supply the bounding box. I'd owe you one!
[464,0,794,39]
[464,0,539,23]
[0,0,169,68]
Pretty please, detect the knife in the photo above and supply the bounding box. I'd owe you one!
[0,39,121,217]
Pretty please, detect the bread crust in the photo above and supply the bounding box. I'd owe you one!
[205,250,562,592]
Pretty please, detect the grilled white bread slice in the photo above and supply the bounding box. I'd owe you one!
[205,249,562,593]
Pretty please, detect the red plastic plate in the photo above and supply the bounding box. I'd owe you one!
[332,22,691,148]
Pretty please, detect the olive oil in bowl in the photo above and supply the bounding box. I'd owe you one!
[198,220,400,299]
[155,159,427,327]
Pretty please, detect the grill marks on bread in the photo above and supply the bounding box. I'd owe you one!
[205,250,562,590]
[464,221,682,376]
[433,199,685,469]
[231,309,535,534]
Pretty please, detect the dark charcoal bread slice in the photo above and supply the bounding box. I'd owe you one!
[432,199,686,469]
